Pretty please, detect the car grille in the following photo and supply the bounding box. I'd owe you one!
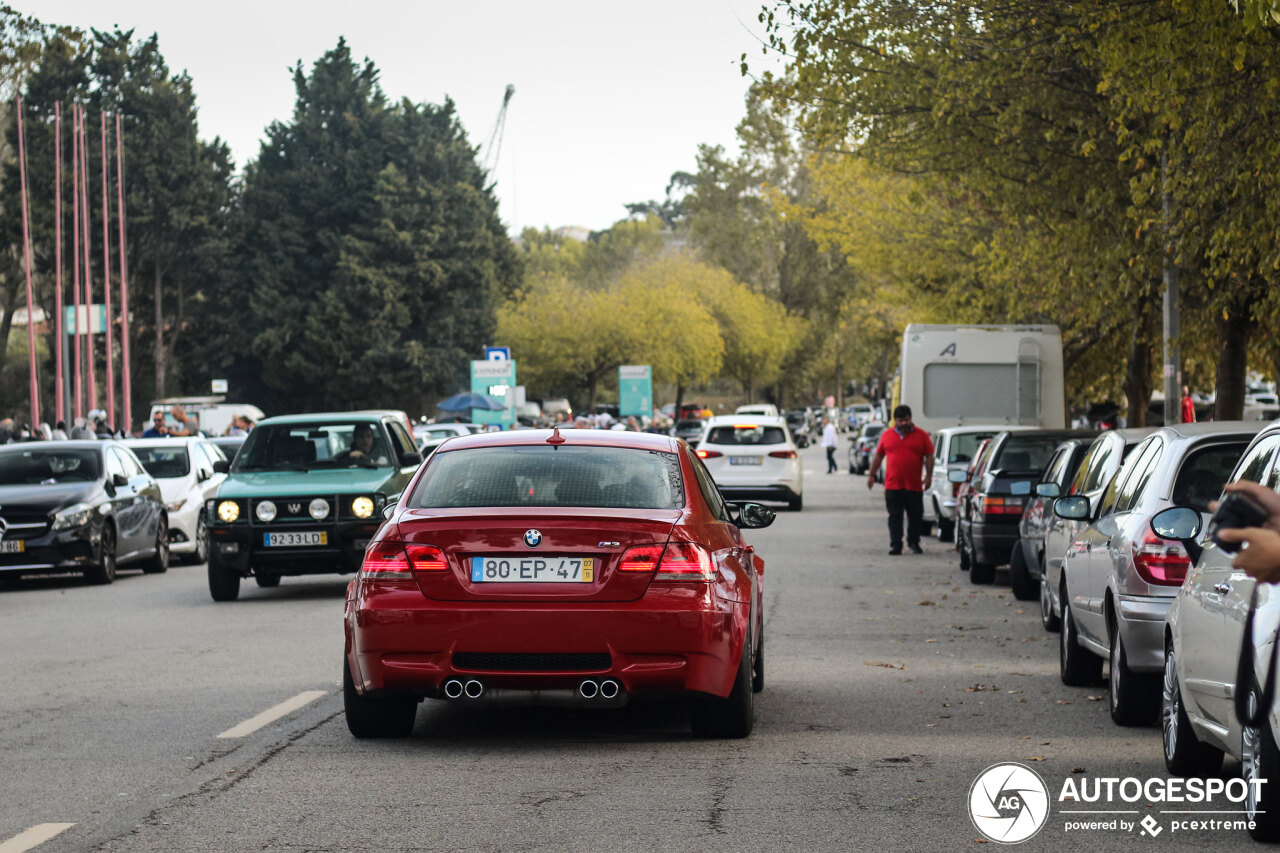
[250,496,335,524]
[0,510,51,539]
[451,652,611,672]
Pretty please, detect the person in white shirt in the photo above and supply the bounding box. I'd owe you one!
[821,418,838,474]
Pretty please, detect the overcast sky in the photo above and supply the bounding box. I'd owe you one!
[25,0,783,234]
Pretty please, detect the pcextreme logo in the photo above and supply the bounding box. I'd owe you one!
[968,763,1050,844]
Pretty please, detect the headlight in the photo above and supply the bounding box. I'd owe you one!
[217,500,241,523]
[309,498,330,520]
[351,496,375,519]
[52,502,94,531]
[167,499,187,513]
[256,500,277,522]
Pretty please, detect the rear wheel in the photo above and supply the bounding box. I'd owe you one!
[1009,543,1036,601]
[1242,681,1280,841]
[1060,589,1102,685]
[1108,613,1158,725]
[690,636,755,738]
[207,548,241,602]
[1161,641,1223,776]
[255,572,281,588]
[969,544,995,583]
[958,541,971,572]
[189,517,209,565]
[788,493,803,512]
[752,629,764,694]
[141,518,170,574]
[1040,573,1061,632]
[84,524,117,585]
[343,655,417,738]
[937,515,954,543]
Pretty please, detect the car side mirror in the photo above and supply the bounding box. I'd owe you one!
[381,503,397,521]
[947,469,968,484]
[731,502,776,530]
[398,451,422,468]
[1151,506,1204,564]
[112,473,129,487]
[1053,495,1091,522]
[213,459,230,474]
[1036,482,1060,498]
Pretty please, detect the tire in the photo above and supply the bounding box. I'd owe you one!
[343,654,417,739]
[84,524,117,585]
[189,516,209,565]
[1040,573,1061,632]
[1009,543,1037,601]
[690,634,755,738]
[141,517,170,574]
[937,517,954,543]
[207,547,241,602]
[752,629,764,694]
[920,521,934,538]
[969,545,995,584]
[255,572,281,588]
[1242,680,1280,841]
[1059,588,1102,686]
[958,541,971,572]
[1108,613,1158,726]
[1161,641,1223,776]
[788,494,803,512]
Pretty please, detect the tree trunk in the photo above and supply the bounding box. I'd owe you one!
[154,258,166,399]
[1122,309,1157,427]
[1214,303,1253,421]
[674,381,684,422]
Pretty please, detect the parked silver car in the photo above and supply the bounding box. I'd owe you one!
[924,426,1024,541]
[1009,436,1094,602]
[1053,423,1259,728]
[1157,421,1280,841]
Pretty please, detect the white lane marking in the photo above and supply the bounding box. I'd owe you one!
[0,824,76,853]
[217,690,327,739]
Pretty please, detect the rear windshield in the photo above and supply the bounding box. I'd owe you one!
[0,448,101,484]
[234,421,391,471]
[706,425,788,446]
[410,446,685,509]
[946,432,996,464]
[1172,442,1250,513]
[992,437,1068,473]
[132,446,191,479]
[862,424,886,439]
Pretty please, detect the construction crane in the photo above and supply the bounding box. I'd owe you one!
[481,84,515,175]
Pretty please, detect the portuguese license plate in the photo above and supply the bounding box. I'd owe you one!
[263,531,327,547]
[470,556,594,583]
[729,456,763,465]
[0,539,24,554]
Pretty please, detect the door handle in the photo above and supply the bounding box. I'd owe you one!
[1213,583,1232,595]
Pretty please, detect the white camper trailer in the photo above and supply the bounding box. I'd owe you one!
[898,324,1065,435]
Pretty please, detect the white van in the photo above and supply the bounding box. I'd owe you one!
[149,397,266,436]
[735,404,779,417]
[898,324,1065,435]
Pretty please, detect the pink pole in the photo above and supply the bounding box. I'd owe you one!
[116,113,132,436]
[54,103,64,425]
[79,105,97,413]
[100,112,115,428]
[16,96,40,429]
[72,106,82,420]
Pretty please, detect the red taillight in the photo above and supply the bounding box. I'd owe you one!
[406,544,447,571]
[697,449,723,459]
[360,540,412,579]
[979,496,1025,517]
[617,542,714,581]
[1133,529,1190,586]
[768,450,797,459]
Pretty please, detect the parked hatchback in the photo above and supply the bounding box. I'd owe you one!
[925,426,1027,541]
[129,437,230,564]
[1054,422,1258,727]
[1011,437,1094,605]
[696,415,803,511]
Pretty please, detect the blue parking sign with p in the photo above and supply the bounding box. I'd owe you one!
[485,347,510,361]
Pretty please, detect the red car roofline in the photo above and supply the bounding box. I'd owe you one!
[443,428,679,453]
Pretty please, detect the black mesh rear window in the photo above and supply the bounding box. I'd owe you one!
[410,446,685,509]
[706,426,788,446]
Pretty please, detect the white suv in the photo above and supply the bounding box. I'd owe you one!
[695,415,803,511]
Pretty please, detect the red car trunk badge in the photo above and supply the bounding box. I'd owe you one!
[547,427,566,446]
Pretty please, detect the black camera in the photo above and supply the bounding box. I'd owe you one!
[1207,491,1270,554]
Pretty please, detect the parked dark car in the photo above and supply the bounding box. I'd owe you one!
[784,410,811,448]
[672,419,705,443]
[850,423,886,474]
[0,440,169,584]
[1008,436,1096,602]
[953,429,1096,585]
[209,435,247,463]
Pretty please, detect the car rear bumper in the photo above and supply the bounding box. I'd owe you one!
[970,524,1019,566]
[716,485,801,503]
[1116,595,1173,672]
[346,583,748,699]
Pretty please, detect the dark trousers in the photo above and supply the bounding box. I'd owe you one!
[884,489,924,549]
[825,446,837,472]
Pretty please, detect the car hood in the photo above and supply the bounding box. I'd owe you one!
[217,468,396,498]
[0,481,102,515]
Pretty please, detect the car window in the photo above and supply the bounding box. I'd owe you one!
[1173,441,1252,513]
[0,448,102,484]
[387,421,416,457]
[410,446,685,509]
[132,445,192,479]
[948,431,996,465]
[688,449,731,522]
[992,436,1065,473]
[1231,434,1280,487]
[105,448,128,480]
[1041,445,1072,488]
[1075,437,1116,495]
[1108,437,1163,516]
[705,425,788,446]
[234,421,392,470]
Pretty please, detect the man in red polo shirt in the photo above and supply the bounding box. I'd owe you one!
[867,405,934,555]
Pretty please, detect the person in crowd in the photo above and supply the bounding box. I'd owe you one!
[142,411,171,437]
[866,404,935,556]
[226,416,248,436]
[1181,385,1197,423]
[821,417,838,474]
[1216,481,1280,583]
[0,418,13,444]
[51,420,68,440]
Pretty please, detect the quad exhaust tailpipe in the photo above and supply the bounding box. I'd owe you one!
[442,677,624,706]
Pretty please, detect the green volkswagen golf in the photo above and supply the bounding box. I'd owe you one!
[204,411,422,601]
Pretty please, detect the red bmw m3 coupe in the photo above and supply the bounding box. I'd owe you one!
[343,427,774,739]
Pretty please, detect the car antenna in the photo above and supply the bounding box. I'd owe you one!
[547,426,566,447]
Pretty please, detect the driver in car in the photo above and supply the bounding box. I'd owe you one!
[336,424,382,465]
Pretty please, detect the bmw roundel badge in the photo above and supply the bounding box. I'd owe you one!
[524,529,542,548]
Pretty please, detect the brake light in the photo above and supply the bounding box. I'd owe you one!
[406,544,447,571]
[979,496,1025,516]
[617,542,715,581]
[768,450,797,459]
[619,545,663,572]
[1133,529,1190,586]
[360,540,412,579]
[734,424,759,429]
[697,450,723,459]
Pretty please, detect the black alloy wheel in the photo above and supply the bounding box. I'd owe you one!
[85,523,117,585]
[142,518,170,574]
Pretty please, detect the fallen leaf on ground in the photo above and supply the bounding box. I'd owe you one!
[1056,700,1072,705]
[1086,695,1104,702]
[1072,768,1086,774]
[1026,756,1045,761]
[864,661,905,670]
[918,600,937,606]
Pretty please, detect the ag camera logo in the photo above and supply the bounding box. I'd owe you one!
[969,762,1050,844]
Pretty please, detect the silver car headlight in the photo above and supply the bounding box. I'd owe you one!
[256,500,277,522]
[309,498,330,520]
[52,502,94,530]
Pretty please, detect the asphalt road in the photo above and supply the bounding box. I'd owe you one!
[0,442,1262,851]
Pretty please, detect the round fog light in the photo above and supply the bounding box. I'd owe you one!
[351,496,375,519]
[309,498,330,520]
[256,500,277,522]
[217,501,240,523]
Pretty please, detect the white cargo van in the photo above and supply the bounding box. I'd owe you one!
[898,324,1065,435]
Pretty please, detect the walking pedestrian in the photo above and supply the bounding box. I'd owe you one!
[1181,385,1197,424]
[866,405,934,555]
[821,417,838,473]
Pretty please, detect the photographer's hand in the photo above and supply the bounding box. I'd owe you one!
[1223,481,1280,534]
[1217,526,1280,583]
